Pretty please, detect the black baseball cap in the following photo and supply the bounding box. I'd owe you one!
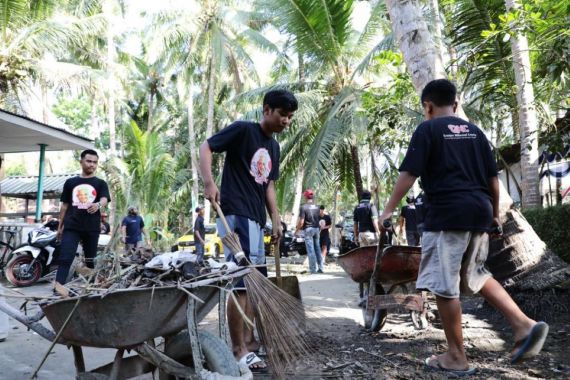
[195,206,203,213]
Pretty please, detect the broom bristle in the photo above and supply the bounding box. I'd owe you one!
[244,269,312,379]
[221,232,243,256]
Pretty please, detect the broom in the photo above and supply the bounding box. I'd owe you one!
[212,202,312,379]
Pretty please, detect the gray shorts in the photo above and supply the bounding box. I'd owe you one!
[417,231,492,299]
[358,231,378,246]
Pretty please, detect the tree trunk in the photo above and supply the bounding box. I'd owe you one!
[204,55,216,223]
[350,143,363,198]
[187,79,199,225]
[104,0,116,156]
[385,0,446,94]
[290,167,305,229]
[505,0,540,209]
[487,181,570,290]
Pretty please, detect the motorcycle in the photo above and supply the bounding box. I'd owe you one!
[5,220,109,287]
[287,231,307,256]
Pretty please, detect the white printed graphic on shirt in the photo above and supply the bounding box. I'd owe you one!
[444,124,477,140]
[250,148,272,184]
[72,184,97,209]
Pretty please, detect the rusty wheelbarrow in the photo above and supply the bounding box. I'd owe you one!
[337,232,429,332]
[0,267,249,379]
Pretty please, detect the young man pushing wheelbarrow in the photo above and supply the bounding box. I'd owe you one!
[379,79,548,377]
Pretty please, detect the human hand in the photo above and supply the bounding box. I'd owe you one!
[490,217,503,236]
[271,223,282,243]
[204,182,220,203]
[56,229,62,242]
[379,211,393,231]
[121,236,126,244]
[87,202,100,214]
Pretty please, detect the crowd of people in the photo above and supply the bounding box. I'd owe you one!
[42,80,548,376]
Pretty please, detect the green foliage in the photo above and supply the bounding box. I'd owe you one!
[5,162,26,176]
[52,96,93,132]
[523,204,570,264]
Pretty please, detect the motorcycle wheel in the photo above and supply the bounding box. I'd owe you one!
[6,254,43,287]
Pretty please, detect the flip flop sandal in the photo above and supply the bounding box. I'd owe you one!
[238,352,268,372]
[424,356,476,378]
[511,321,549,364]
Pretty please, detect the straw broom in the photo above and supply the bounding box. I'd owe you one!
[212,202,311,379]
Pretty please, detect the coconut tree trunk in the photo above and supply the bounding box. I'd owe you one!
[487,181,570,290]
[104,0,116,155]
[350,143,363,198]
[204,55,216,223]
[290,167,305,229]
[385,0,446,94]
[187,80,199,225]
[505,0,540,209]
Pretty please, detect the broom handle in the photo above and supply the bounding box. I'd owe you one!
[274,241,282,280]
[212,201,232,236]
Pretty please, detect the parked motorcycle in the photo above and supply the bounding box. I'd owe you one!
[5,220,108,287]
[287,231,307,256]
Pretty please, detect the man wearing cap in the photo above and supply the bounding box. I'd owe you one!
[296,189,324,273]
[353,189,380,246]
[194,207,206,262]
[121,206,145,253]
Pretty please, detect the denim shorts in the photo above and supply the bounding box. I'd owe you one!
[216,215,266,290]
[416,231,492,298]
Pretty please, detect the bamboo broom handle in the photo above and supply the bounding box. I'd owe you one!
[212,201,232,235]
[274,241,282,282]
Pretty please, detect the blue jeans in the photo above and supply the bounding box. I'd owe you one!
[304,227,323,273]
[195,241,205,262]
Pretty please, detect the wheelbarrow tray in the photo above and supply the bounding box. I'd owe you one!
[337,245,422,284]
[40,270,247,348]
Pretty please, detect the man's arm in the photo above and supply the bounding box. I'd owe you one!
[199,141,219,203]
[87,196,109,214]
[378,172,417,228]
[56,203,68,240]
[488,176,501,227]
[195,231,206,244]
[265,181,282,241]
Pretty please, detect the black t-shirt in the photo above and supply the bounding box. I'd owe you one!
[415,192,425,226]
[60,176,111,232]
[300,203,320,228]
[122,215,144,244]
[400,205,417,232]
[208,121,280,226]
[319,214,332,237]
[194,215,206,242]
[100,221,111,234]
[353,199,378,232]
[399,116,498,232]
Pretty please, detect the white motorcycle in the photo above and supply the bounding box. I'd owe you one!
[5,220,109,287]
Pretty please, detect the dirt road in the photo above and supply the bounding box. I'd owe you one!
[1,259,568,379]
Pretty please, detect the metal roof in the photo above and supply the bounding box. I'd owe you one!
[0,174,76,199]
[0,109,94,153]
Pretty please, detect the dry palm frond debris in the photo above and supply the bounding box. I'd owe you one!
[212,201,313,379]
[51,248,240,299]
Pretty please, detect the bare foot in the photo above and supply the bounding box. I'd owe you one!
[246,340,260,353]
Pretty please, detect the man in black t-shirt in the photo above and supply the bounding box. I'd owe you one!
[319,205,332,261]
[296,189,324,273]
[353,190,380,246]
[193,207,206,262]
[399,195,420,245]
[379,79,546,374]
[100,213,111,235]
[56,149,110,287]
[199,90,298,370]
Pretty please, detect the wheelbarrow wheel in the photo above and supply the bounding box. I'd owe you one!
[162,330,240,378]
[360,282,387,332]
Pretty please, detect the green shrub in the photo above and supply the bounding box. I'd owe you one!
[523,204,570,264]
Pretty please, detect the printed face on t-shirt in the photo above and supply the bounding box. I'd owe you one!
[73,184,97,209]
[250,148,272,184]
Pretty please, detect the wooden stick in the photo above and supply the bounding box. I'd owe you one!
[30,297,82,379]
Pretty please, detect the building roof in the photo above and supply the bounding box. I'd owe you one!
[0,174,76,199]
[0,109,94,153]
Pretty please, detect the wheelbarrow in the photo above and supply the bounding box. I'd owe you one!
[337,231,429,332]
[0,267,250,379]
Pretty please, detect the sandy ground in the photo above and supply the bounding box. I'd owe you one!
[1,256,569,379]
